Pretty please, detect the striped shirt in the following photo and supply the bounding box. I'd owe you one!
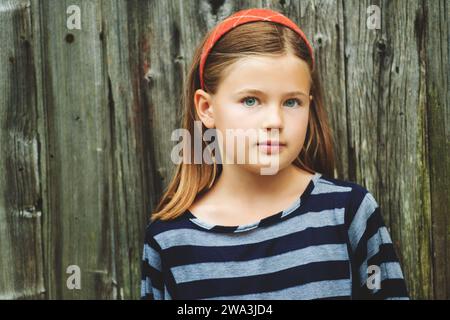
[141,172,409,300]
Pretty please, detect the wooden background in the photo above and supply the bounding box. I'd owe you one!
[0,0,448,299]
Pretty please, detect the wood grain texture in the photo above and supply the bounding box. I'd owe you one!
[424,0,450,299]
[0,0,45,299]
[0,0,448,299]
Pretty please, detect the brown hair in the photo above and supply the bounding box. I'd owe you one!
[150,21,335,222]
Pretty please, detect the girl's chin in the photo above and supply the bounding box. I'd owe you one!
[220,147,292,169]
[237,155,290,175]
[243,163,287,176]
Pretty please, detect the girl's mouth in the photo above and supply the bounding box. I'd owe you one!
[256,141,286,154]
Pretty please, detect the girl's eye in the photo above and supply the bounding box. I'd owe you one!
[284,98,303,108]
[240,97,303,108]
[241,96,259,107]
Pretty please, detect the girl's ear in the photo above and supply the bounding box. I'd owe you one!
[194,89,215,129]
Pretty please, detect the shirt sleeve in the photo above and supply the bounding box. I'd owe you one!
[140,223,165,300]
[347,189,409,299]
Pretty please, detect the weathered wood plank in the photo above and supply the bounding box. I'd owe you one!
[34,0,112,299]
[144,0,188,191]
[0,0,45,299]
[99,0,160,299]
[425,0,450,299]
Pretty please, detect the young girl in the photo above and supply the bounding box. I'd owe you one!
[141,8,409,300]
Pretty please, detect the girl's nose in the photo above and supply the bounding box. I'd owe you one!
[261,104,283,130]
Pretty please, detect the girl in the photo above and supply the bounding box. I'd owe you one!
[141,8,409,300]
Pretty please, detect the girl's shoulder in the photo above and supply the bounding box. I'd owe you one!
[315,175,384,248]
[143,210,194,243]
[316,174,375,199]
[315,174,379,215]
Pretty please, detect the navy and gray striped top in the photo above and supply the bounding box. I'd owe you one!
[141,172,409,300]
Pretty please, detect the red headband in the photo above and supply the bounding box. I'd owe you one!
[199,8,315,90]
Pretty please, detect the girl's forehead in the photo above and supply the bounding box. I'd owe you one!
[219,54,312,92]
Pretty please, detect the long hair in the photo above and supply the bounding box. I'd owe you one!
[150,20,335,222]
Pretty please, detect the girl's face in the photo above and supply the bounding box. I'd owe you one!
[195,53,312,174]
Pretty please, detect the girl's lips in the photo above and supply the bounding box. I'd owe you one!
[256,141,286,146]
[257,143,285,154]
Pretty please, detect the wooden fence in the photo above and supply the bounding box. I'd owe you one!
[0,0,448,299]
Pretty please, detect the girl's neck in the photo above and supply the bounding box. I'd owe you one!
[211,163,313,204]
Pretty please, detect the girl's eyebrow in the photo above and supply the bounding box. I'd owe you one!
[235,89,308,98]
